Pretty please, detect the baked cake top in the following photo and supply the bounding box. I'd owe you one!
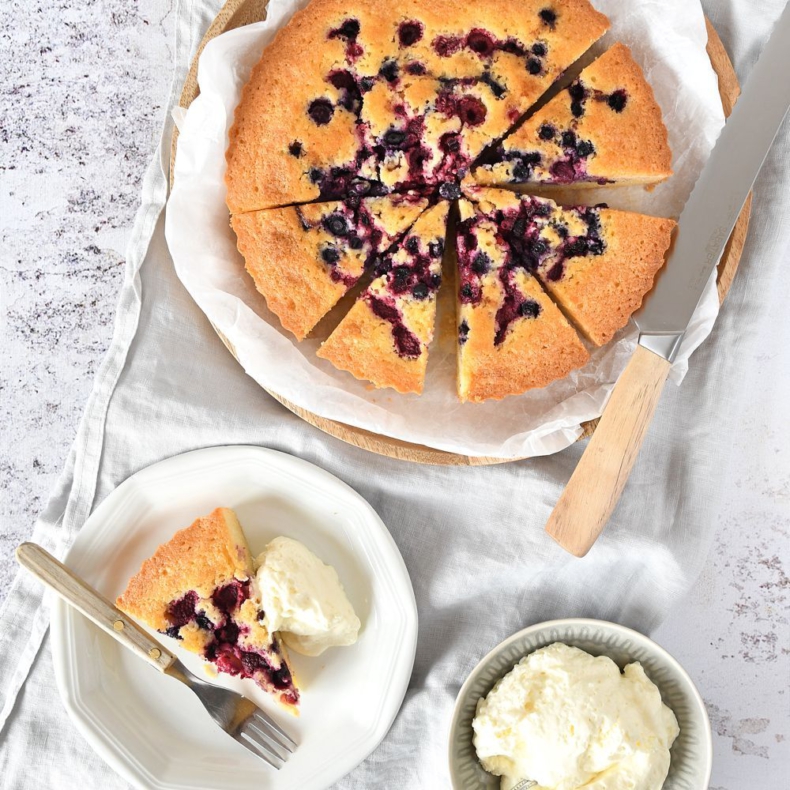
[471,43,673,187]
[225,0,610,212]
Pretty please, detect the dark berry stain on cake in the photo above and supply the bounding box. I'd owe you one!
[288,141,304,158]
[308,97,334,126]
[607,89,628,112]
[162,580,299,706]
[329,17,363,59]
[458,320,470,345]
[539,8,557,28]
[398,20,424,47]
[494,274,542,345]
[367,295,421,358]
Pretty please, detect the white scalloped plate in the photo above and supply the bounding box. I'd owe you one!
[449,619,712,789]
[50,446,418,790]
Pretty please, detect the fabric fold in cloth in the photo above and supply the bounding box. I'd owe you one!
[1,0,789,787]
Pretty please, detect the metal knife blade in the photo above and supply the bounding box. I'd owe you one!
[635,3,790,362]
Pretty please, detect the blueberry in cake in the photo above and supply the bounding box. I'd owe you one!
[225,0,610,211]
[456,195,589,402]
[316,201,449,394]
[470,44,673,188]
[116,508,299,711]
[222,0,678,401]
[231,194,428,339]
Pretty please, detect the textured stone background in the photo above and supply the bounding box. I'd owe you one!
[0,1,786,787]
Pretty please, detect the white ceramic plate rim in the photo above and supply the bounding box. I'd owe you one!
[50,445,418,790]
[448,617,713,788]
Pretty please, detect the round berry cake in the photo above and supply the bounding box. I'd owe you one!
[225,0,677,402]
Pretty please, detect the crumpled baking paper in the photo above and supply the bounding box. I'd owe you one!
[165,0,725,459]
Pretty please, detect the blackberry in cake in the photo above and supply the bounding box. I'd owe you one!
[231,194,428,340]
[456,196,589,402]
[225,0,610,212]
[470,44,672,189]
[317,201,449,393]
[467,186,677,346]
[116,508,299,710]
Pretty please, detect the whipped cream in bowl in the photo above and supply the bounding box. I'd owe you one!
[449,620,712,790]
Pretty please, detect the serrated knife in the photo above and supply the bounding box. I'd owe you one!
[545,4,790,557]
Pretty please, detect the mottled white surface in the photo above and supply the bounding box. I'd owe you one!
[0,1,786,788]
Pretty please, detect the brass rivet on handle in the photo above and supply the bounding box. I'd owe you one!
[113,620,125,631]
[149,648,161,660]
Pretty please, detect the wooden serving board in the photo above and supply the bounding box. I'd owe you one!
[171,5,751,466]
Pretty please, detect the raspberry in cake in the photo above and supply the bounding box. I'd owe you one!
[456,196,589,402]
[231,194,428,340]
[470,44,672,189]
[225,0,610,212]
[317,200,449,393]
[116,508,299,710]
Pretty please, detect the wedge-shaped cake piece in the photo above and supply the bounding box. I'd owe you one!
[471,43,672,188]
[533,203,676,345]
[317,201,449,394]
[231,194,428,340]
[456,198,589,402]
[116,508,300,711]
[468,187,677,345]
[226,0,610,211]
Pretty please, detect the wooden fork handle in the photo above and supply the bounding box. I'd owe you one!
[545,345,672,557]
[16,542,176,672]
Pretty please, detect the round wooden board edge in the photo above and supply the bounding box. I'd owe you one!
[170,5,751,466]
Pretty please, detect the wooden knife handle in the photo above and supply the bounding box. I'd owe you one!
[16,542,176,672]
[545,345,672,556]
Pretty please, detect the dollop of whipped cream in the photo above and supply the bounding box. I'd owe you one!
[472,642,680,790]
[255,537,360,657]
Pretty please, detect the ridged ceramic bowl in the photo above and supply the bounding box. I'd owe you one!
[449,619,712,789]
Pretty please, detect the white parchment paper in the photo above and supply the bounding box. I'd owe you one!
[165,0,725,459]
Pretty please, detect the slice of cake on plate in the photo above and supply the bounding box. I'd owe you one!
[467,186,677,346]
[317,200,449,394]
[116,507,300,711]
[231,194,428,340]
[470,44,672,189]
[455,196,589,402]
[225,0,610,211]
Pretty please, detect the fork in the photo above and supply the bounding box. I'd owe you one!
[16,542,296,769]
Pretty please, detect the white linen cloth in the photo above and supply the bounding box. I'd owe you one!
[1,0,788,787]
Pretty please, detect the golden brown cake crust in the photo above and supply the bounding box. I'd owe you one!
[225,0,610,212]
[116,508,252,632]
[471,43,672,188]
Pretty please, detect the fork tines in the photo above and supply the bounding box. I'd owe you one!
[237,709,297,769]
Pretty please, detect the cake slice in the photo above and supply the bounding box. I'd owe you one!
[231,194,428,340]
[471,44,672,188]
[456,197,589,402]
[317,200,449,394]
[116,508,299,711]
[467,186,677,346]
[531,203,677,345]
